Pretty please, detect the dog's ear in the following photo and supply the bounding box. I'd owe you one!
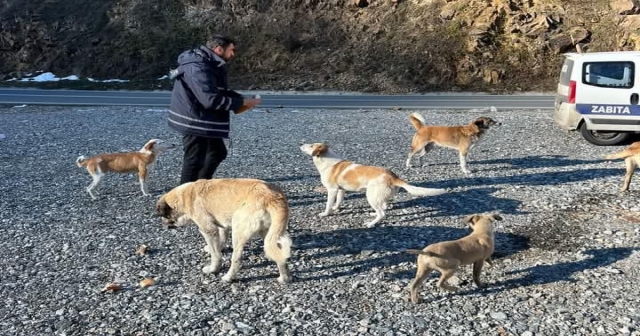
[462,214,480,225]
[155,198,171,218]
[311,143,328,157]
[491,214,503,221]
[474,118,487,127]
[144,140,157,152]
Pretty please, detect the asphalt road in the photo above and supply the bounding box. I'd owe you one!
[0,88,555,110]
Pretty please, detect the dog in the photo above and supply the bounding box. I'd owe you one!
[300,142,447,228]
[405,113,501,174]
[605,141,640,192]
[155,178,293,284]
[76,139,174,199]
[406,213,502,303]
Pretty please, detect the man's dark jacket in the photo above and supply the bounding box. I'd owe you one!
[168,46,244,138]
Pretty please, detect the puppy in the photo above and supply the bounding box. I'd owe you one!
[605,141,640,192]
[406,213,502,303]
[300,142,447,228]
[406,113,501,174]
[76,139,174,199]
[156,178,293,284]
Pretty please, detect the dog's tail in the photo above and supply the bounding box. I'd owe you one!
[264,196,292,265]
[409,112,426,131]
[393,178,447,197]
[76,155,89,167]
[605,149,637,160]
[405,249,437,256]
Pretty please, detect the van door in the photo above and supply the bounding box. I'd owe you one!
[555,57,574,107]
[577,60,640,131]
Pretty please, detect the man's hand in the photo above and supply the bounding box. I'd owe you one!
[234,97,262,114]
[243,97,262,108]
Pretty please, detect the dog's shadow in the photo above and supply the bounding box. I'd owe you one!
[289,187,526,218]
[426,155,608,170]
[394,187,525,217]
[474,155,607,170]
[421,167,622,190]
[263,174,319,183]
[450,247,636,298]
[283,225,530,283]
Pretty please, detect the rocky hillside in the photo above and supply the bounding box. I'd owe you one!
[1,0,639,93]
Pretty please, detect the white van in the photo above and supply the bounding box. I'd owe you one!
[554,51,640,145]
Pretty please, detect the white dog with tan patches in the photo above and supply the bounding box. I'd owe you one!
[76,139,175,199]
[300,142,447,227]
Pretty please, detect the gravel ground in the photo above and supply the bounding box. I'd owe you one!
[1,105,640,336]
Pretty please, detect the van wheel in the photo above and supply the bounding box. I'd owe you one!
[580,123,633,146]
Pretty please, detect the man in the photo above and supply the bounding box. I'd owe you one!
[168,35,261,184]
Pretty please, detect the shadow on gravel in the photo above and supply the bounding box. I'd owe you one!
[290,225,530,282]
[263,174,319,183]
[394,187,525,217]
[421,168,621,189]
[454,247,636,297]
[288,187,525,217]
[425,155,609,170]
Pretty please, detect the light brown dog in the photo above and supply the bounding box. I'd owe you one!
[155,178,293,284]
[76,139,175,199]
[405,113,501,174]
[605,141,640,192]
[300,142,447,228]
[406,213,502,303]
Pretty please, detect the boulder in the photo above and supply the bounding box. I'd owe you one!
[610,0,639,15]
[547,33,575,54]
[482,68,504,84]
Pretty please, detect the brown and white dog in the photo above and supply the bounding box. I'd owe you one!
[406,213,502,303]
[605,141,640,192]
[76,139,175,199]
[405,113,501,175]
[156,178,292,284]
[300,142,447,228]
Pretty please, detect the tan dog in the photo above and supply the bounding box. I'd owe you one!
[405,113,501,174]
[605,141,640,192]
[76,139,175,199]
[300,142,447,228]
[406,213,502,303]
[155,178,293,284]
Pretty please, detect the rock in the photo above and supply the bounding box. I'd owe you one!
[520,16,552,38]
[491,312,508,320]
[440,5,456,20]
[611,0,639,15]
[220,320,235,331]
[569,27,591,44]
[360,250,374,257]
[482,68,504,84]
[547,33,575,54]
[448,276,463,287]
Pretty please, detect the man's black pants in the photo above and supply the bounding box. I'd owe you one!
[180,135,227,184]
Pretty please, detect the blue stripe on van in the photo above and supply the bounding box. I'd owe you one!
[577,104,639,115]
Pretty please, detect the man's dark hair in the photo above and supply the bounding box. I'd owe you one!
[206,35,235,50]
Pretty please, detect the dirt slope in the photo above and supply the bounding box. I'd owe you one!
[1,0,639,92]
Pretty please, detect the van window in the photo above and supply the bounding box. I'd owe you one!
[559,59,574,86]
[582,61,634,88]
